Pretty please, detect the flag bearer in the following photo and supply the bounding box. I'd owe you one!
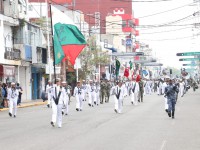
[112,81,124,114]
[50,78,66,128]
[74,81,83,111]
[8,82,19,118]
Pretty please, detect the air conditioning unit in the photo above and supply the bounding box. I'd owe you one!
[14,51,20,60]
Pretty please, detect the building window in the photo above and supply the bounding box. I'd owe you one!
[29,5,32,11]
[122,20,126,28]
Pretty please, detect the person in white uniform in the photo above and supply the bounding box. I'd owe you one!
[88,81,96,107]
[50,78,66,128]
[61,81,69,115]
[46,80,53,108]
[8,82,19,118]
[179,80,185,97]
[112,81,124,114]
[74,81,83,111]
[130,78,140,105]
[163,78,169,113]
[94,82,100,106]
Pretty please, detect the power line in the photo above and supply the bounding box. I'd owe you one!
[137,2,194,18]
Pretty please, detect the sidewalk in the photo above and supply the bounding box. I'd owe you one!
[0,99,47,112]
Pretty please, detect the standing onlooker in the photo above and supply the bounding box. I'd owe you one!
[0,82,3,109]
[2,83,8,108]
[16,83,23,106]
[8,82,19,118]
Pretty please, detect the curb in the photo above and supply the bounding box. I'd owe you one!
[0,102,47,112]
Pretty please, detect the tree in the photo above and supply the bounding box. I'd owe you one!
[78,36,109,80]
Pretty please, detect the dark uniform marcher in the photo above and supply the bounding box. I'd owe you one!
[164,79,179,119]
[105,80,111,103]
[138,79,144,102]
[100,79,107,104]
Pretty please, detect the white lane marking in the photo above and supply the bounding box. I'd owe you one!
[160,140,167,150]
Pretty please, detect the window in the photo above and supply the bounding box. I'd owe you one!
[29,5,32,11]
[122,20,126,28]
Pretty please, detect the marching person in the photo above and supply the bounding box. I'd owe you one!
[62,81,69,115]
[88,80,96,107]
[82,80,87,101]
[131,77,139,105]
[50,78,66,128]
[105,80,111,103]
[112,81,124,114]
[163,77,169,113]
[46,80,53,108]
[100,79,106,104]
[138,77,144,102]
[16,83,23,106]
[164,78,179,119]
[74,81,83,111]
[8,82,19,118]
[179,80,185,97]
[94,81,100,106]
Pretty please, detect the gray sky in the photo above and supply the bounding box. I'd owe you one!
[133,0,199,69]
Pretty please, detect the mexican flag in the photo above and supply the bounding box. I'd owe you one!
[52,5,87,65]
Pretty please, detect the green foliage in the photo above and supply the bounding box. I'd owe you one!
[79,36,109,79]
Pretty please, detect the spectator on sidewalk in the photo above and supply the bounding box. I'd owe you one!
[2,83,8,108]
[0,82,3,109]
[16,83,23,106]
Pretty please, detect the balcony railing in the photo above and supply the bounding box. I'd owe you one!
[4,47,21,60]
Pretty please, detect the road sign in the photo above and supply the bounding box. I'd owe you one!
[126,39,132,46]
[183,64,198,66]
[179,58,200,61]
[176,52,200,56]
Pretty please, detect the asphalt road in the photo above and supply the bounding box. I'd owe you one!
[0,89,200,150]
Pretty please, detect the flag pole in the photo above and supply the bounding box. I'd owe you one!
[49,2,57,84]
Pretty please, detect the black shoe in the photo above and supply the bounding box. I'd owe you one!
[80,109,82,111]
[88,104,91,107]
[47,104,50,108]
[92,105,94,107]
[131,102,133,105]
[138,100,140,102]
[9,112,12,117]
[14,115,16,118]
[51,121,55,127]
[94,102,96,105]
[165,109,168,113]
[62,111,64,115]
[172,116,175,119]
[76,108,79,111]
[114,109,118,113]
[168,112,171,117]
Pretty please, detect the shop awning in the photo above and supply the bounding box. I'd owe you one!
[0,65,15,77]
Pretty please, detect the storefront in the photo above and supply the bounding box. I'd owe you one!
[0,65,16,83]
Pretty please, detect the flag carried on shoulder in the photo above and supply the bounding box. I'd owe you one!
[52,5,87,65]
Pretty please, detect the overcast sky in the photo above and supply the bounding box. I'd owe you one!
[132,0,199,69]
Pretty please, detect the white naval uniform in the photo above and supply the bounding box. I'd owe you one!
[162,82,168,110]
[51,85,66,128]
[82,84,87,101]
[131,81,139,105]
[157,81,163,95]
[62,87,70,115]
[46,84,52,106]
[112,85,124,113]
[95,85,100,105]
[8,88,19,117]
[74,86,83,110]
[88,84,96,106]
[179,82,185,97]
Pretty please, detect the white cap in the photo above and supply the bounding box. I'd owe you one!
[62,81,66,84]
[11,82,15,85]
[56,78,61,82]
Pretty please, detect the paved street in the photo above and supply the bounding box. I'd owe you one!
[0,89,200,150]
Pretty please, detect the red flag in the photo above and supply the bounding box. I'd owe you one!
[124,68,129,78]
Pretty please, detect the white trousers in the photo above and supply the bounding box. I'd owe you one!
[164,97,168,110]
[114,97,123,113]
[51,101,63,127]
[179,87,184,97]
[76,94,83,110]
[63,95,69,115]
[95,92,100,105]
[131,92,138,105]
[88,92,96,105]
[47,93,51,105]
[9,99,17,116]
